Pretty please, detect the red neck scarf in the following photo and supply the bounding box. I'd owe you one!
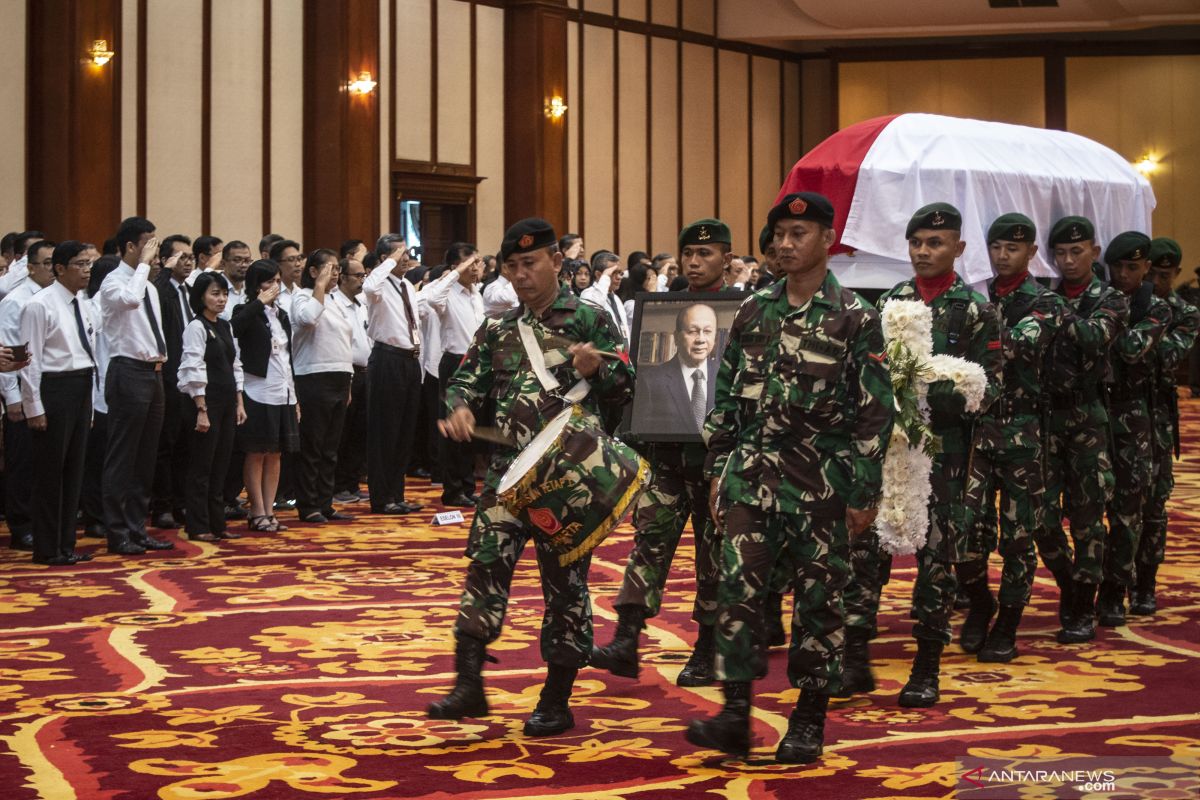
[915,272,955,303]
[1062,278,1089,299]
[993,271,1029,298]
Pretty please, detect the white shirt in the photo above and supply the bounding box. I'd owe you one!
[482,274,519,318]
[0,256,29,300]
[97,260,167,362]
[0,278,43,407]
[331,289,371,367]
[220,282,247,321]
[362,261,455,348]
[88,296,110,414]
[242,304,295,405]
[580,274,630,342]
[419,300,442,379]
[177,318,245,398]
[185,266,218,287]
[20,281,97,418]
[289,288,354,376]
[680,361,708,391]
[277,282,296,315]
[428,276,485,356]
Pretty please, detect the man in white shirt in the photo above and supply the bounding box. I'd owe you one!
[0,240,55,552]
[151,235,195,530]
[97,216,175,556]
[482,261,520,318]
[270,239,303,316]
[332,258,371,502]
[219,241,251,321]
[580,251,630,343]
[21,241,97,565]
[186,235,223,286]
[0,231,45,300]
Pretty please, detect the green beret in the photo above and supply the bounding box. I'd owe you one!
[906,202,962,239]
[678,218,731,250]
[500,217,557,261]
[1104,231,1151,265]
[1048,215,1095,247]
[758,224,772,255]
[767,192,835,232]
[987,213,1037,245]
[1149,237,1182,269]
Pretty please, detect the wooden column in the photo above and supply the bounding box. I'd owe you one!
[26,0,122,246]
[302,0,380,249]
[504,0,569,233]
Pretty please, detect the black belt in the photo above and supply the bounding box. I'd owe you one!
[1050,388,1100,409]
[111,356,163,372]
[43,368,93,379]
[373,342,419,358]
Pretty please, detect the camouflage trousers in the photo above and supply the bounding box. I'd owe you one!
[843,530,892,638]
[455,493,594,667]
[713,502,849,692]
[1138,414,1174,567]
[1034,401,1112,586]
[1104,399,1153,588]
[614,453,720,624]
[958,443,1043,607]
[911,546,958,645]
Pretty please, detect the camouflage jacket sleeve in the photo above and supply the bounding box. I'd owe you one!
[970,301,1004,416]
[578,305,636,409]
[1161,295,1200,371]
[1005,290,1062,366]
[444,317,497,414]
[1067,287,1128,356]
[848,305,895,509]
[1114,296,1171,365]
[702,299,752,481]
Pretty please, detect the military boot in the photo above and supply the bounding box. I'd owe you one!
[775,689,829,763]
[677,624,717,687]
[958,580,996,654]
[953,585,971,610]
[1058,581,1097,643]
[685,681,751,757]
[898,639,943,708]
[1127,564,1158,616]
[1048,565,1076,628]
[523,664,578,737]
[833,628,875,698]
[1096,580,1126,627]
[427,634,490,719]
[978,605,1023,663]
[590,606,646,678]
[764,592,786,647]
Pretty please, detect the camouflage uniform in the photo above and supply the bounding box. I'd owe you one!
[445,286,635,667]
[1037,276,1129,585]
[1139,291,1200,568]
[704,272,894,691]
[959,276,1063,607]
[844,276,1002,645]
[1104,282,1170,590]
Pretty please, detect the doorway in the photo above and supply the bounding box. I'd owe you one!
[391,161,484,267]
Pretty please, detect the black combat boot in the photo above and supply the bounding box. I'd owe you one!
[953,585,971,610]
[1096,580,1126,627]
[677,624,717,687]
[1127,564,1158,616]
[685,681,751,757]
[898,639,944,708]
[1048,566,1076,628]
[776,689,829,763]
[1058,581,1097,643]
[958,580,996,654]
[523,663,578,736]
[590,606,646,678]
[427,635,490,719]
[764,592,786,647]
[834,629,875,698]
[978,605,1023,663]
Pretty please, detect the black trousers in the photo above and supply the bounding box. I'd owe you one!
[334,366,368,494]
[295,371,351,517]
[366,346,421,510]
[185,390,237,536]
[80,411,108,527]
[4,413,33,538]
[103,358,165,544]
[31,373,92,561]
[438,352,475,500]
[421,372,442,480]
[151,380,190,517]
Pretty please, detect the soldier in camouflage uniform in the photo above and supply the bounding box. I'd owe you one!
[1099,231,1171,627]
[592,218,736,687]
[428,218,636,737]
[842,202,1002,706]
[1133,238,1200,615]
[1034,216,1128,644]
[685,192,894,764]
[957,214,1063,663]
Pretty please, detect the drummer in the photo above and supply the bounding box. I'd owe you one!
[428,217,636,738]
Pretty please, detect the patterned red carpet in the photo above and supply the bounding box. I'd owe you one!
[2,402,1199,799]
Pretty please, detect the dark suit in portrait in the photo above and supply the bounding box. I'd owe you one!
[632,353,718,437]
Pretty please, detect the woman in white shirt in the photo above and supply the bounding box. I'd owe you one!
[231,260,298,533]
[290,249,355,524]
[178,272,247,541]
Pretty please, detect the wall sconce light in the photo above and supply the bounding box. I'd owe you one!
[84,39,115,67]
[544,96,567,120]
[1133,153,1161,177]
[347,71,377,95]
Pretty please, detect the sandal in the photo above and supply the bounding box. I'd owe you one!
[269,515,289,531]
[248,515,275,532]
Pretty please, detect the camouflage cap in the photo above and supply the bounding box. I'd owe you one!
[987,212,1037,245]
[500,217,557,261]
[906,202,962,239]
[1048,215,1095,247]
[1104,231,1152,265]
[678,218,731,250]
[767,192,835,232]
[1149,237,1182,269]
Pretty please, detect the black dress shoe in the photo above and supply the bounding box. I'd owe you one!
[378,502,421,515]
[133,535,176,551]
[109,540,146,555]
[274,499,297,511]
[68,552,94,563]
[224,504,248,521]
[152,512,180,529]
[441,494,476,508]
[301,511,328,524]
[32,555,73,566]
[10,533,34,551]
[322,510,356,521]
[82,524,105,538]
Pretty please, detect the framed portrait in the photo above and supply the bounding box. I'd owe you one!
[622,290,748,443]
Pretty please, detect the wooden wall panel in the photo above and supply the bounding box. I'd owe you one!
[680,0,714,34]
[378,0,391,230]
[751,56,781,251]
[583,0,614,15]
[800,58,832,155]
[717,49,750,254]
[475,2,505,248]
[648,36,678,253]
[783,61,802,170]
[270,0,303,240]
[616,30,647,253]
[566,18,580,235]
[680,42,715,227]
[394,0,433,163]
[648,0,675,27]
[617,0,645,21]
[0,0,24,228]
[437,0,471,165]
[581,24,614,251]
[120,0,139,217]
[211,0,264,243]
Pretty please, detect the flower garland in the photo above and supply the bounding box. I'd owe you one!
[875,299,988,555]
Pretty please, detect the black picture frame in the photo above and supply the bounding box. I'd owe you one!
[620,290,748,444]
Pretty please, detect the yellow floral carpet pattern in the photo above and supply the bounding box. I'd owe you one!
[2,402,1200,799]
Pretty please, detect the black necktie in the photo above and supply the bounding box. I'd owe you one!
[144,290,166,355]
[389,279,420,350]
[179,283,194,322]
[71,298,98,386]
[690,369,706,430]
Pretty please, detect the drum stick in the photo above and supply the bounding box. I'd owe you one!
[472,426,517,446]
[540,333,625,362]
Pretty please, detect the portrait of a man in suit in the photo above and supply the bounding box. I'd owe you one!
[632,303,719,437]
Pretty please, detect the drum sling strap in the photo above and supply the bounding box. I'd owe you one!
[517,317,591,406]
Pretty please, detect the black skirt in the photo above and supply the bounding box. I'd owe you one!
[239,394,300,454]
